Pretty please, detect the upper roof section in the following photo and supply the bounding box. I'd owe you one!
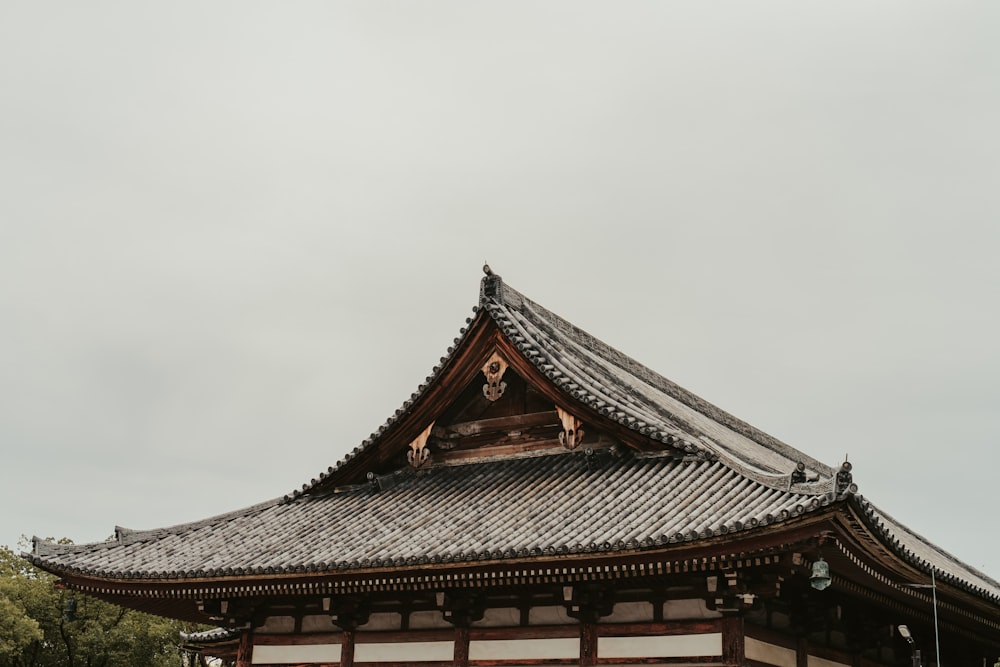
[294,270,837,499]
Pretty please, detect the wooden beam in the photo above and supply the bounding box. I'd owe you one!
[436,410,559,439]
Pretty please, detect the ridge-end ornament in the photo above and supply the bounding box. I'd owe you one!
[407,422,434,469]
[481,351,509,401]
[556,406,584,449]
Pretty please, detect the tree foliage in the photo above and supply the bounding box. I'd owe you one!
[1,540,200,667]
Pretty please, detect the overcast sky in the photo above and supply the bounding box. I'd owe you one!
[2,2,998,582]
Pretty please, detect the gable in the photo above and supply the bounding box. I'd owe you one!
[303,271,832,495]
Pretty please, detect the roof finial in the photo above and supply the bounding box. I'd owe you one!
[836,460,856,496]
[480,263,504,304]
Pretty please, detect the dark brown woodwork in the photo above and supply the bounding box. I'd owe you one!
[598,619,723,636]
[722,615,744,667]
[235,630,253,667]
[469,625,577,640]
[454,626,470,667]
[341,629,356,667]
[434,437,572,462]
[796,637,808,667]
[580,622,598,667]
[438,410,559,440]
[596,660,727,666]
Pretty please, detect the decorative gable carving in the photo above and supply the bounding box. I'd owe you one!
[407,422,434,469]
[556,406,585,450]
[481,351,509,402]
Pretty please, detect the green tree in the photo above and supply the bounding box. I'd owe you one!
[0,540,199,667]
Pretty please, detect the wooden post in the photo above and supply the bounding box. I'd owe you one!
[722,615,745,666]
[235,630,253,667]
[796,637,808,667]
[341,629,356,667]
[580,622,598,667]
[453,625,470,667]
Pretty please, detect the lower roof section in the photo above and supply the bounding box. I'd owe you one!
[28,448,829,582]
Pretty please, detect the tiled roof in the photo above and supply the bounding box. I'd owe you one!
[180,627,240,643]
[855,497,1000,603]
[25,272,1000,609]
[481,278,833,479]
[28,450,833,580]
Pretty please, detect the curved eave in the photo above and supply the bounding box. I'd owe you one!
[24,453,842,588]
[27,507,844,598]
[848,495,1000,606]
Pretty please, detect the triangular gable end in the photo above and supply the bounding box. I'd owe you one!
[301,272,704,493]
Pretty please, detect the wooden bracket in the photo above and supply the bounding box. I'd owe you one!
[407,422,434,469]
[556,406,584,449]
[481,351,509,402]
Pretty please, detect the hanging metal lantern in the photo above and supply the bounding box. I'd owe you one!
[810,557,832,590]
[62,598,77,622]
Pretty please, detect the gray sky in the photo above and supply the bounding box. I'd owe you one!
[2,2,998,582]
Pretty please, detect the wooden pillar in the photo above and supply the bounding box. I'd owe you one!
[796,637,808,667]
[341,629,356,667]
[453,625,470,667]
[722,615,745,667]
[580,622,598,667]
[235,630,253,667]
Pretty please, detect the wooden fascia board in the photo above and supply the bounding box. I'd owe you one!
[323,311,501,485]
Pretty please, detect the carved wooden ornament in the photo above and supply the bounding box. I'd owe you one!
[407,422,434,469]
[556,406,584,449]
[481,351,509,402]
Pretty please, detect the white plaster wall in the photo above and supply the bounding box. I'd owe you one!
[601,633,722,659]
[361,612,401,631]
[603,600,653,623]
[808,656,850,667]
[408,610,451,629]
[745,637,796,667]
[528,605,575,625]
[473,607,521,627]
[469,637,579,660]
[251,643,340,664]
[355,640,453,662]
[663,598,723,619]
[300,614,337,632]
[255,615,295,633]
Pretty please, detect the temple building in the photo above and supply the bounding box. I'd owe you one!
[27,271,1000,666]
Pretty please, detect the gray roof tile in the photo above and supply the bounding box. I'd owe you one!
[30,451,824,580]
[25,272,1000,609]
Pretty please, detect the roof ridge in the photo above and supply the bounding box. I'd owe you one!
[493,279,833,478]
